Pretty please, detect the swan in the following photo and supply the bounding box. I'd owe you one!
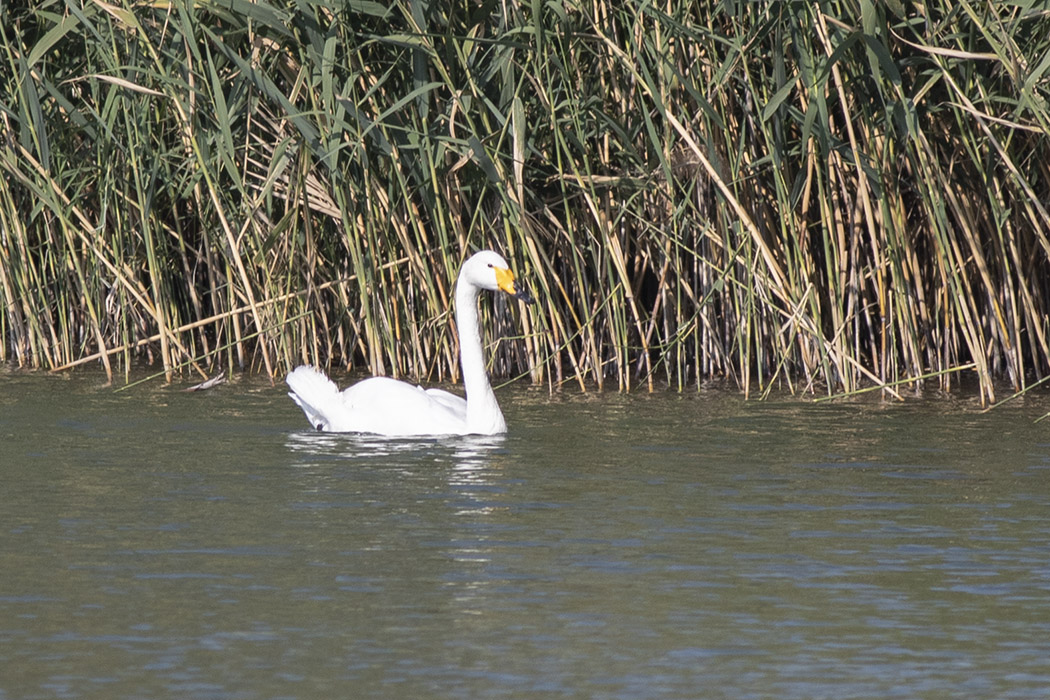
[286,250,534,436]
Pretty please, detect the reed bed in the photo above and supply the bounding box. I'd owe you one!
[2,0,1049,403]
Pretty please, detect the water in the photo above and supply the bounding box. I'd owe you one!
[3,370,1050,699]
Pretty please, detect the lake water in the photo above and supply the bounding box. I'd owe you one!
[2,370,1050,699]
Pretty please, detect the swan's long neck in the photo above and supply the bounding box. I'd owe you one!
[456,275,506,434]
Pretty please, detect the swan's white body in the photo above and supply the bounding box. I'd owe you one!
[286,251,532,436]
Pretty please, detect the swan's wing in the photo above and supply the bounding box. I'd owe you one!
[336,377,468,436]
[288,368,465,435]
[424,387,467,415]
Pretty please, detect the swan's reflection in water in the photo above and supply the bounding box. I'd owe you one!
[283,430,517,616]
[284,430,506,469]
[283,429,509,512]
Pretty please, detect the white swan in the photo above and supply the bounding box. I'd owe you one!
[286,250,534,436]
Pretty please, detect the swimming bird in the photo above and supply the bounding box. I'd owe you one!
[286,250,534,436]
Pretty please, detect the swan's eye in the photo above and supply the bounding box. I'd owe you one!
[487,263,493,268]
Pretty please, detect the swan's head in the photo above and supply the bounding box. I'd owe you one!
[462,250,535,304]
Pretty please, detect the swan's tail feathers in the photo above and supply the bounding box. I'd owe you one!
[286,365,342,431]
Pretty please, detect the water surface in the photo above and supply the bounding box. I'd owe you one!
[2,371,1050,698]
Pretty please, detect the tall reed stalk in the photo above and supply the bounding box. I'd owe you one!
[2,0,1049,403]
